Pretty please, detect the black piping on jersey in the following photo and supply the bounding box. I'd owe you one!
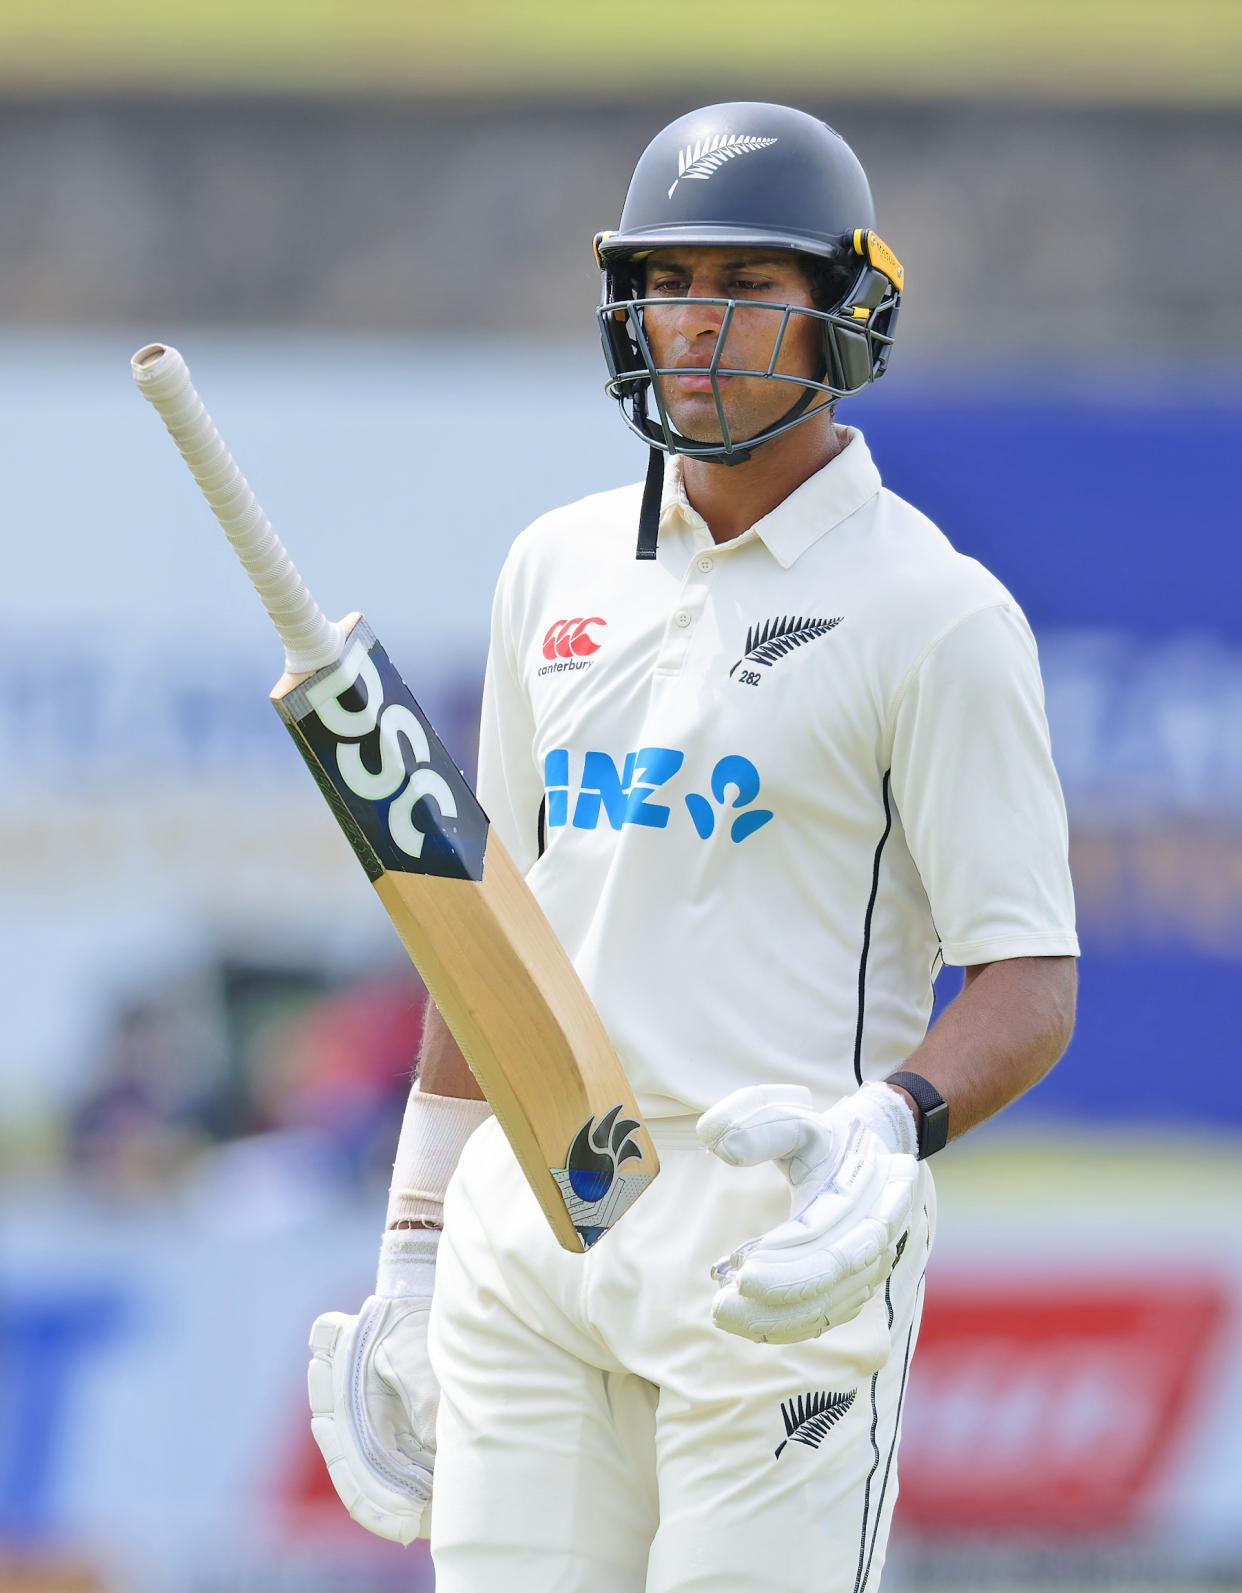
[853,1350,884,1593]
[537,795,548,859]
[852,1206,927,1593]
[853,1221,901,1593]
[858,1281,923,1593]
[853,770,894,1086]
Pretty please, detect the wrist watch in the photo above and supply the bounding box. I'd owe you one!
[884,1071,950,1159]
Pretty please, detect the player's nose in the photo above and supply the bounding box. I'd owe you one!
[673,287,727,336]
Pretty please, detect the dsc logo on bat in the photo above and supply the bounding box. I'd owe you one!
[281,620,489,884]
[304,636,459,858]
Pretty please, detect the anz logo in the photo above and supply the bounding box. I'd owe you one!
[543,747,774,844]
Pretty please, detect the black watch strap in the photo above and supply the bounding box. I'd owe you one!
[885,1071,950,1160]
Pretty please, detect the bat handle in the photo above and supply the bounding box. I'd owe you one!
[131,342,344,674]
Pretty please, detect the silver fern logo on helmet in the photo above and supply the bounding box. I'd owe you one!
[668,134,778,199]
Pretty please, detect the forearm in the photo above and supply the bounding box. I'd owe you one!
[889,955,1077,1142]
[386,1003,492,1230]
[416,1001,487,1100]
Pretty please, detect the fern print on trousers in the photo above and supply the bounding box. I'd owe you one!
[668,134,779,198]
[730,615,843,677]
[775,1389,856,1458]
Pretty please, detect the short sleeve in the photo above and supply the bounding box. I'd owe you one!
[476,559,544,877]
[889,603,1080,966]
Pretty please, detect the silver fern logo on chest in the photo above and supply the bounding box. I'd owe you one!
[668,134,778,198]
[730,614,843,684]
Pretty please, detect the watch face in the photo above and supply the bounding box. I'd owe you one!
[920,1099,951,1158]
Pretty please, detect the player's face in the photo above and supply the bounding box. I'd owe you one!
[640,248,827,446]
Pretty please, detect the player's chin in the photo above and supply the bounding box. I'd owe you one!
[658,394,764,449]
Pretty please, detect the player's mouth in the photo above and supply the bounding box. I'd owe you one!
[669,363,737,393]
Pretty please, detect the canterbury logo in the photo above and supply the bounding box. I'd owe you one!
[775,1389,856,1458]
[668,134,778,198]
[543,616,607,660]
[730,615,842,679]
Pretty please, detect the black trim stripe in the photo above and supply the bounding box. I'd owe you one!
[854,769,894,1085]
[852,1340,886,1593]
[859,1280,923,1593]
[853,1265,898,1593]
[537,794,548,859]
[853,1205,928,1593]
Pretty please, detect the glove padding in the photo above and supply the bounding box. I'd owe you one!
[698,1083,919,1345]
[307,1231,439,1544]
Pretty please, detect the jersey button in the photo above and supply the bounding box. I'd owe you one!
[697,556,714,572]
[675,610,692,628]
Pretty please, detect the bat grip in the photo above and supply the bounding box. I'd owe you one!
[131,343,344,674]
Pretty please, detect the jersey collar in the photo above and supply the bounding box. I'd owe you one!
[659,428,882,569]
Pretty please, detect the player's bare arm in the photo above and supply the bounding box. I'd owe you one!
[886,954,1077,1142]
[414,1002,487,1108]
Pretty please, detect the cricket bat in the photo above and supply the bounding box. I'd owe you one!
[131,343,658,1252]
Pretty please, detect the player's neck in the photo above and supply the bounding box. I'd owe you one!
[680,415,847,545]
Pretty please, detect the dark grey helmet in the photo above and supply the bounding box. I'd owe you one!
[594,103,903,554]
[603,101,879,266]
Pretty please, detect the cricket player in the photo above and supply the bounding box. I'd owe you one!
[308,102,1079,1592]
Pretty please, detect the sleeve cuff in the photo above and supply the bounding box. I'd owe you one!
[939,929,1081,966]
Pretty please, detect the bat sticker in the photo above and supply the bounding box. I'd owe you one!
[551,1107,654,1249]
[278,619,489,883]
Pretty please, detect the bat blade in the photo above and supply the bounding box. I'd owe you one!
[275,619,659,1252]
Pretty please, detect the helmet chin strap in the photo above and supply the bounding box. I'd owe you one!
[634,380,825,560]
[636,446,665,561]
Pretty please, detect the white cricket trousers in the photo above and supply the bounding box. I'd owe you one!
[428,1115,935,1593]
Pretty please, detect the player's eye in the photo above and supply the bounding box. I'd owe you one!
[649,276,689,294]
[729,277,773,293]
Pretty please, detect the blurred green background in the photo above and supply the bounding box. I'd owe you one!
[0,0,1238,99]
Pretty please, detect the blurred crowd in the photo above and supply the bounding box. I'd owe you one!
[65,959,426,1211]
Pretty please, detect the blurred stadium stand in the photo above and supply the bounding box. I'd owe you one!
[1,4,1239,1589]
[1,95,1239,366]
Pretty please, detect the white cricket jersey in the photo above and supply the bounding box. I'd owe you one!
[477,430,1079,1118]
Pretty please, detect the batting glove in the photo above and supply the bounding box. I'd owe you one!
[698,1083,919,1345]
[307,1228,439,1544]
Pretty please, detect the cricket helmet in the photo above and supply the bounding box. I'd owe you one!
[595,103,903,544]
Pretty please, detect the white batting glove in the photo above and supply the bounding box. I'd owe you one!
[698,1083,919,1345]
[307,1228,440,1545]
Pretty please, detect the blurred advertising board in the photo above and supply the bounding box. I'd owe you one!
[0,1192,433,1593]
[896,1143,1242,1576]
[903,1279,1226,1532]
